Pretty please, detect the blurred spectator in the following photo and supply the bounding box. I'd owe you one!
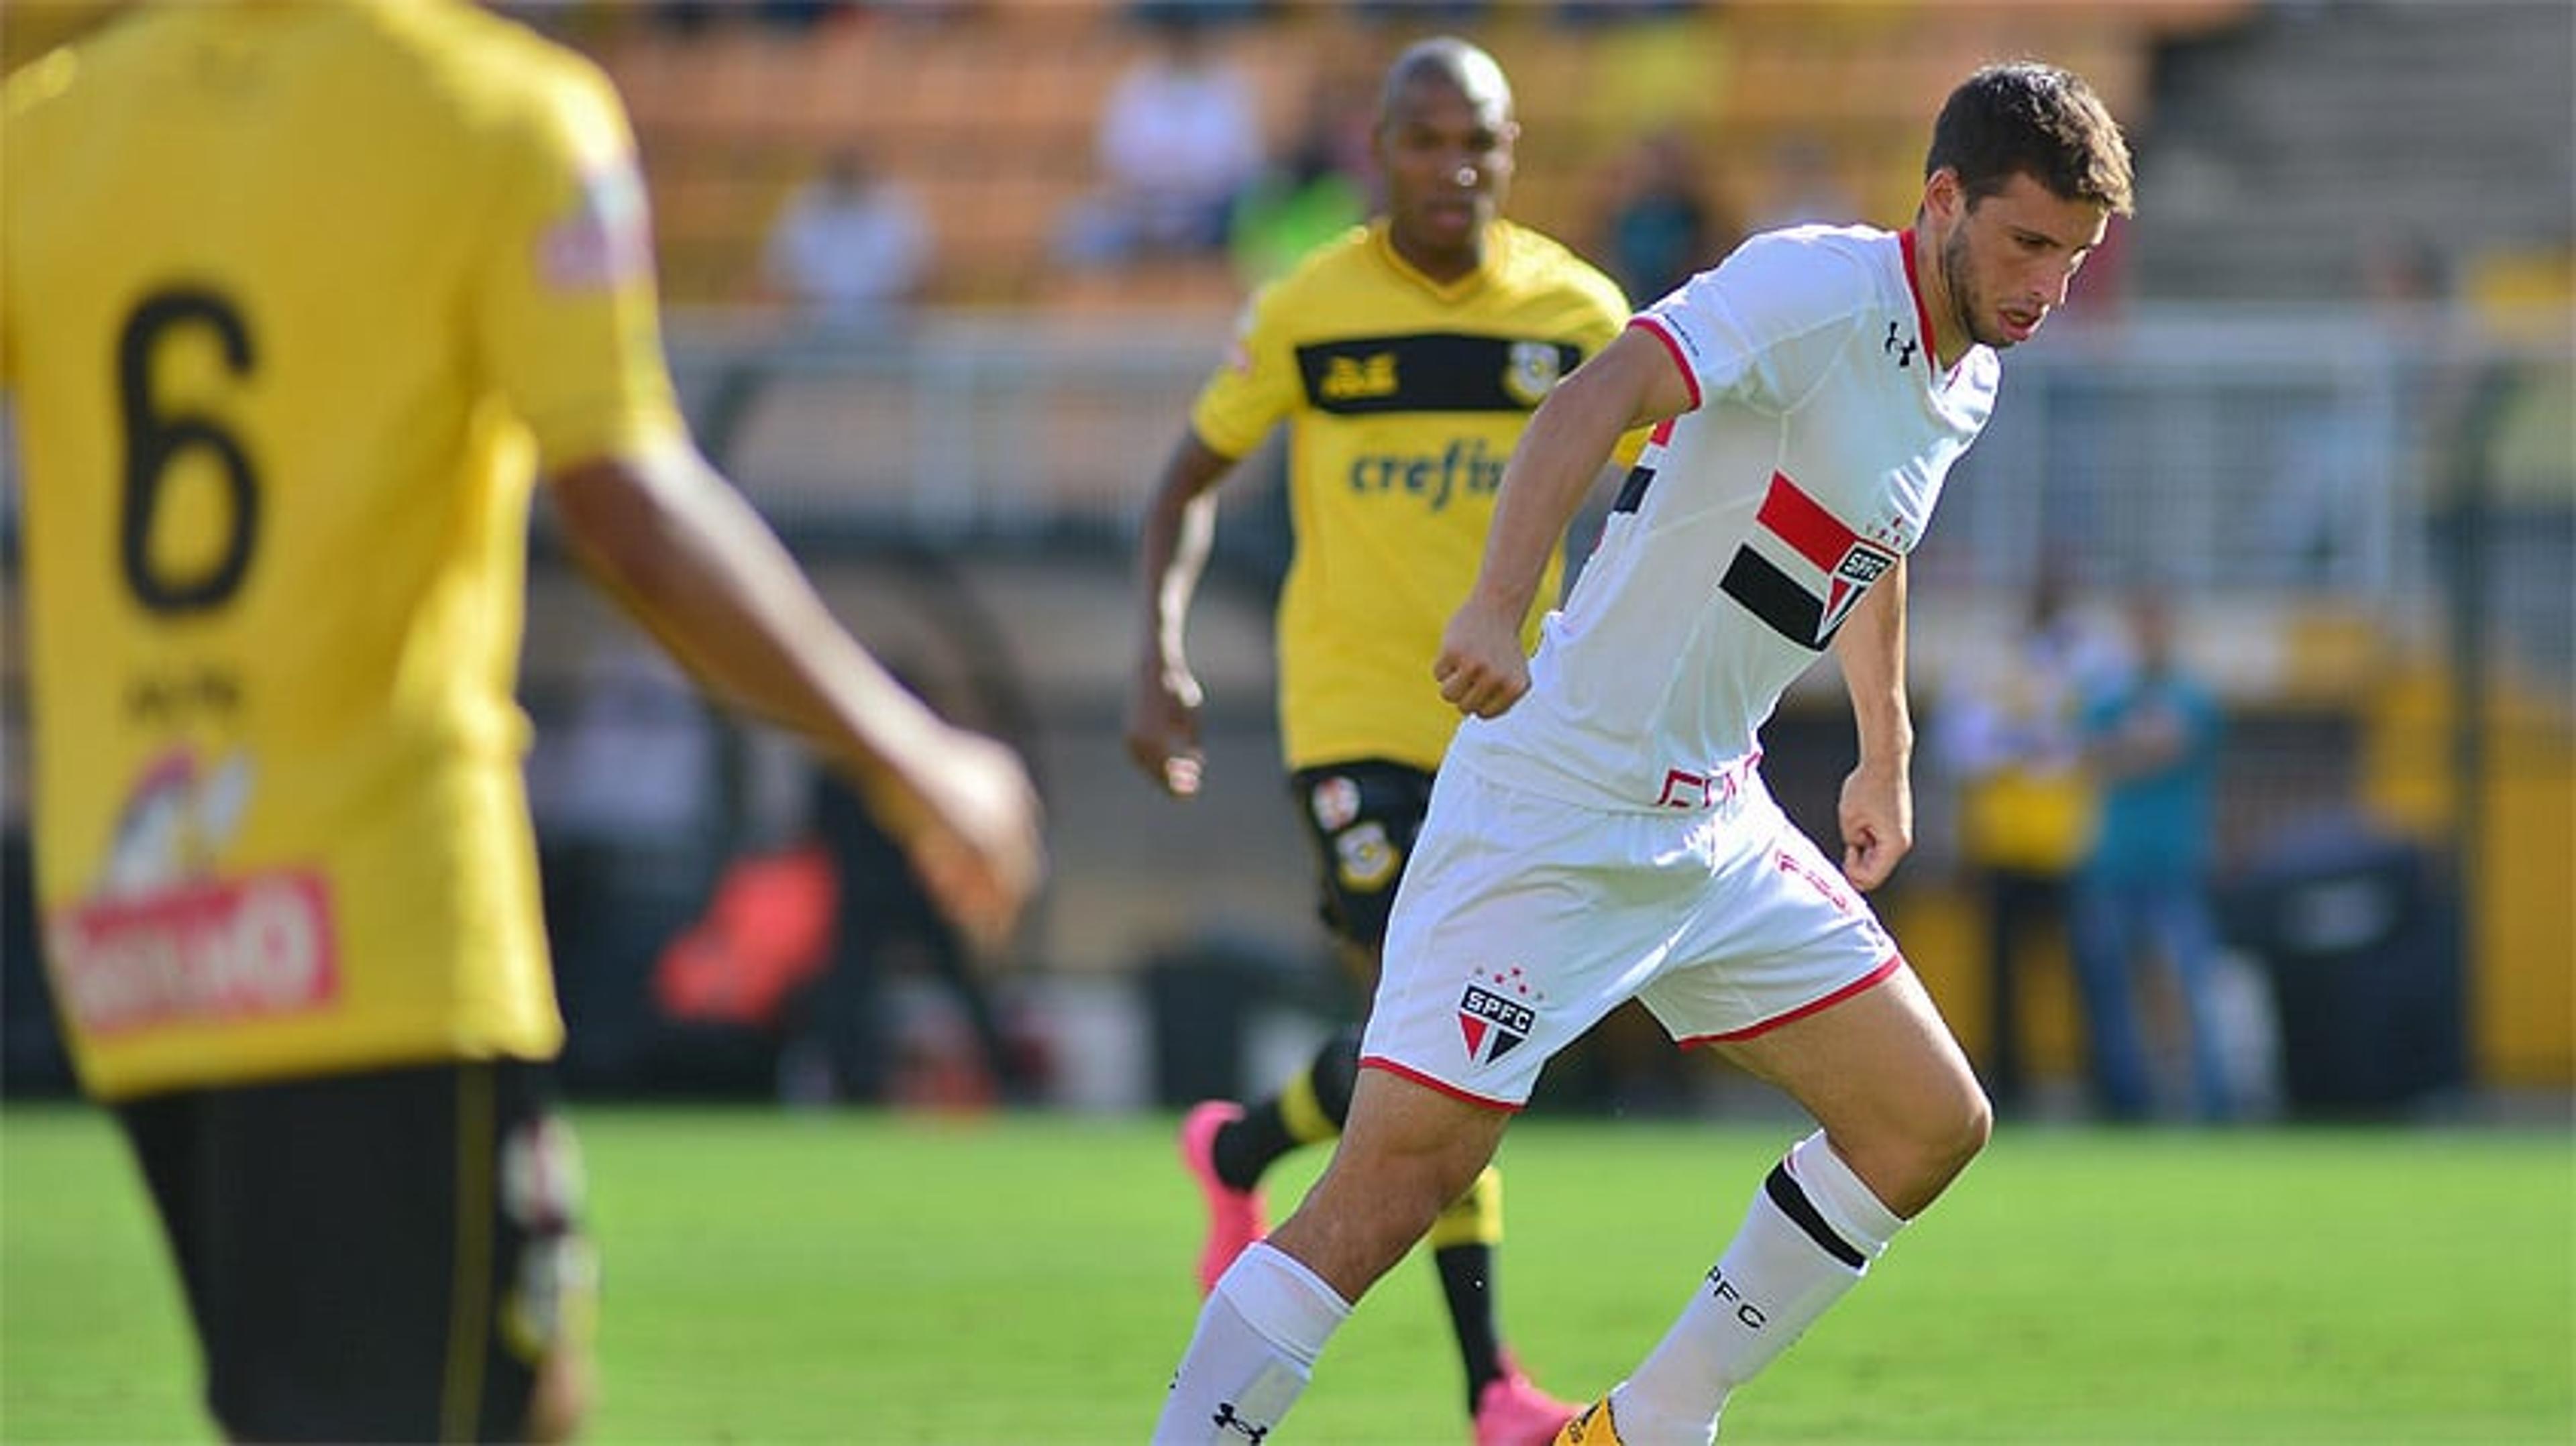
[2071,591,2236,1122]
[1228,75,1374,286]
[1752,131,1860,230]
[761,150,931,326]
[1056,15,1266,268]
[1594,126,1737,305]
[1935,567,2116,1113]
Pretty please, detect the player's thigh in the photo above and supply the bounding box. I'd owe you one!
[123,1060,596,1444]
[1277,1066,1513,1293]
[1289,761,1438,970]
[1711,967,1988,1210]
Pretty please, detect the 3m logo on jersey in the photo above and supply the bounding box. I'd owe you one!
[1458,968,1543,1066]
[1718,471,1902,650]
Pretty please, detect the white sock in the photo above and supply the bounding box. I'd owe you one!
[1610,1132,1905,1444]
[1152,1241,1352,1444]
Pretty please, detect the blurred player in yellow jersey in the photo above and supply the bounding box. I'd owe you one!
[1,2,1042,1439]
[1124,36,1633,1445]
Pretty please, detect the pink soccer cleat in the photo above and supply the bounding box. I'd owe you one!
[1474,1361,1581,1446]
[1177,1101,1269,1296]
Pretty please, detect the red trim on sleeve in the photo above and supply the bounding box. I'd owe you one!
[1627,315,1701,412]
[1358,1056,1526,1113]
[1678,955,1906,1048]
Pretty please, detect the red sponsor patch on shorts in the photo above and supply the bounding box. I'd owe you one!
[48,873,340,1034]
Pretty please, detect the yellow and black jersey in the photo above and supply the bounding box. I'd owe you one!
[1,0,685,1101]
[1191,219,1631,773]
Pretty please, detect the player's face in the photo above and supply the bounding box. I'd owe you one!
[1375,76,1516,272]
[1933,170,2110,350]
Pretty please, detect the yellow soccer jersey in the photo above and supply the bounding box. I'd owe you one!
[1,0,685,1100]
[1191,219,1631,773]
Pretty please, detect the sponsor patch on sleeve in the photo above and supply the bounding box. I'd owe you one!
[537,161,651,292]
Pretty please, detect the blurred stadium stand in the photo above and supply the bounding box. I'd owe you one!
[2,0,2567,1113]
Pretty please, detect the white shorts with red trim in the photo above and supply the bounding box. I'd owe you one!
[1359,761,1904,1110]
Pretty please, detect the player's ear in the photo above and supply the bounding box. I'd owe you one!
[1921,166,1965,227]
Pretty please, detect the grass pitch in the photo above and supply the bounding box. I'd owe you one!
[2,1104,2568,1443]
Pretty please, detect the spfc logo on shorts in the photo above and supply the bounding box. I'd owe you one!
[1502,341,1563,407]
[1457,973,1540,1066]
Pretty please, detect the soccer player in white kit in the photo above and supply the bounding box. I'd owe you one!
[1151,62,2135,1445]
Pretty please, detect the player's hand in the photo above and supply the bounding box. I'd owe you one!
[1837,759,1914,891]
[1434,602,1532,718]
[878,727,1047,955]
[1124,656,1208,797]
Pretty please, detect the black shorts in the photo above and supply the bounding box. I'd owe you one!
[1289,760,1438,958]
[113,1058,593,1444]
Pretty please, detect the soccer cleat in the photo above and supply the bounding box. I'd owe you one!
[1475,1364,1581,1446]
[1548,1396,1623,1446]
[1177,1101,1268,1296]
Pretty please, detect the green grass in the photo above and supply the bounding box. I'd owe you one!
[3,1105,2569,1444]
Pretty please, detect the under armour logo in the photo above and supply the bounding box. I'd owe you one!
[1213,1402,1271,1443]
[1883,321,1919,368]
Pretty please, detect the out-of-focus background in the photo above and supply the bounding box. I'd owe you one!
[3,0,2569,1127]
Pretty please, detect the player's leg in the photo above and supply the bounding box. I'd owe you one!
[1180,764,1429,1294]
[119,1061,597,1444]
[1597,967,1988,1444]
[1304,763,1568,1433]
[1154,1066,1514,1445]
[1180,1023,1357,1291]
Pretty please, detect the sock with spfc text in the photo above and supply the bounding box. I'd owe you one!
[1609,1131,1904,1443]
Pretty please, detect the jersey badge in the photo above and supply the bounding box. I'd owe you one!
[1308,775,1362,831]
[1501,339,1564,406]
[539,162,651,291]
[1720,471,1904,650]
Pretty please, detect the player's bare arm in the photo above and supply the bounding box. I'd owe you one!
[1437,325,1693,718]
[1830,556,1915,890]
[1124,433,1237,798]
[548,447,1045,949]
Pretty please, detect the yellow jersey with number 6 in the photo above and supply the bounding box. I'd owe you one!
[1,0,685,1100]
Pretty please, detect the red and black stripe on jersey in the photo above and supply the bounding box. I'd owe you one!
[1718,471,1900,651]
[1610,417,1679,514]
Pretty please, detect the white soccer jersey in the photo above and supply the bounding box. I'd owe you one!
[1449,224,1998,812]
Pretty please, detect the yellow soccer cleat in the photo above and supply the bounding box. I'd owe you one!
[1553,1398,1623,1445]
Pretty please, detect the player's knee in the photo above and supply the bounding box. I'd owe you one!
[1909,1077,1993,1203]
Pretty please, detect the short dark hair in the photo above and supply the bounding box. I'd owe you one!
[1926,62,2133,216]
[1377,36,1513,129]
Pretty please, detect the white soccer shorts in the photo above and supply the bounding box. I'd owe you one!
[1358,761,1904,1109]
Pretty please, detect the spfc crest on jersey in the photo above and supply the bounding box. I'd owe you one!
[1501,340,1563,407]
[1718,470,1902,650]
[1457,968,1542,1066]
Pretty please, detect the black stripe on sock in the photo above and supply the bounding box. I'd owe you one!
[1764,1163,1866,1270]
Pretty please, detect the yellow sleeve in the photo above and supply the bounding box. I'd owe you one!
[1186,284,1301,460]
[472,57,684,472]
